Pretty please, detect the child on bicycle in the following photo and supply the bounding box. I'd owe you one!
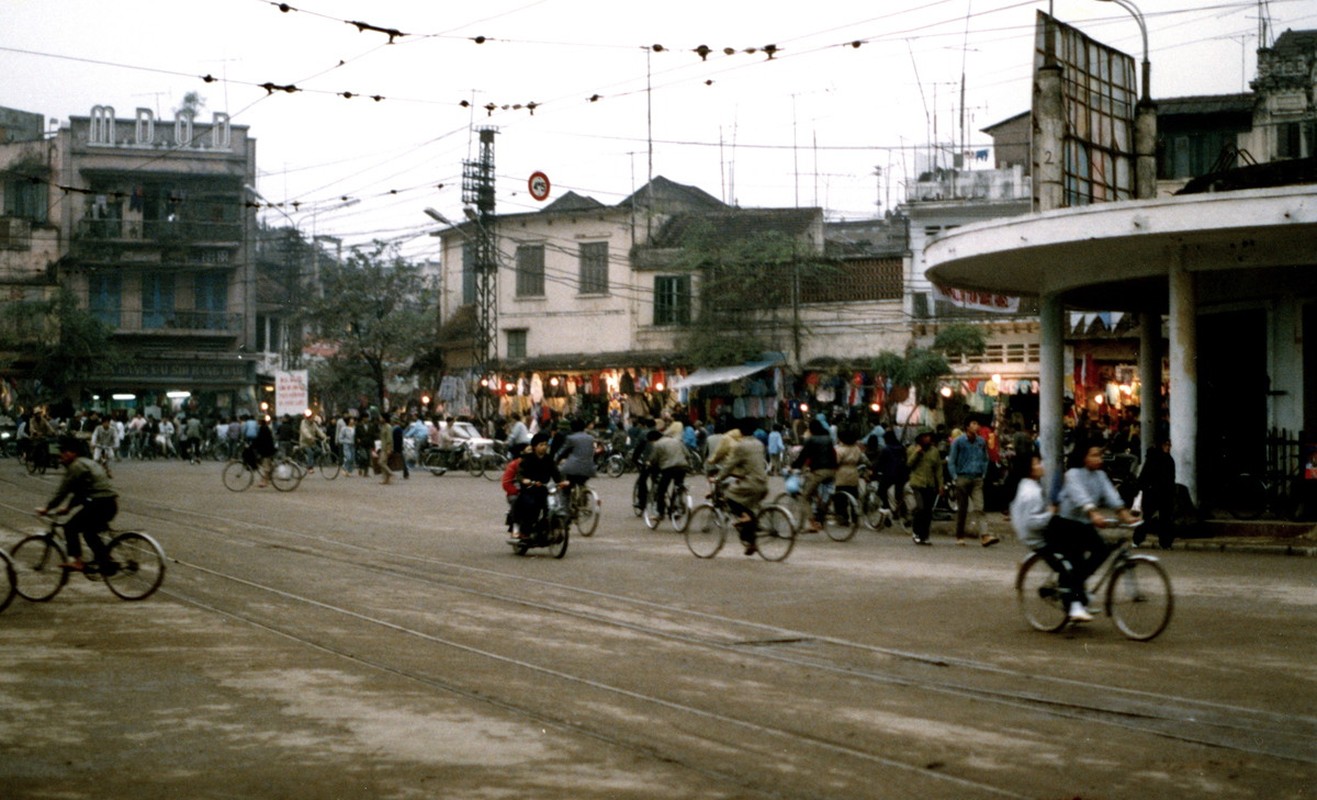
[35,436,119,573]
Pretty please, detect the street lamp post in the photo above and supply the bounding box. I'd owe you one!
[1098,0,1161,502]
[1097,0,1156,201]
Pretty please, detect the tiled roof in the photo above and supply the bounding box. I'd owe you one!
[1270,29,1317,56]
[541,191,605,213]
[650,207,820,248]
[617,175,726,211]
[1157,93,1255,116]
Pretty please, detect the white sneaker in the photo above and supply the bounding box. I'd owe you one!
[1068,602,1093,622]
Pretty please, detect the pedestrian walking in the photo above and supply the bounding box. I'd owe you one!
[906,431,943,545]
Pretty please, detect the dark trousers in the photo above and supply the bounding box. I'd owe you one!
[513,485,548,535]
[910,486,936,542]
[65,498,117,563]
[634,467,657,509]
[1042,517,1111,604]
[655,467,686,514]
[833,485,859,524]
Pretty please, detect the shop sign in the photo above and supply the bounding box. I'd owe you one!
[275,370,309,416]
[934,284,1020,313]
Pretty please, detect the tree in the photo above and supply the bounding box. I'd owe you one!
[873,324,988,438]
[297,242,435,411]
[669,220,833,367]
[0,287,120,404]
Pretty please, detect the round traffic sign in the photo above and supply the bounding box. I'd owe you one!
[528,171,551,202]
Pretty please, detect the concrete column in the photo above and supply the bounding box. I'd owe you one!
[1168,251,1198,504]
[1033,64,1065,213]
[1135,102,1158,201]
[1039,293,1066,499]
[1139,312,1161,457]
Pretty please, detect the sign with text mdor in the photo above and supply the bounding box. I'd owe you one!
[275,370,309,417]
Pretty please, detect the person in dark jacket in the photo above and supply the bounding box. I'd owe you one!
[254,416,278,487]
[1137,437,1176,549]
[512,433,568,538]
[876,430,910,518]
[792,419,839,532]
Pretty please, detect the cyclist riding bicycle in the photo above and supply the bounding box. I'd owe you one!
[651,421,689,517]
[555,417,597,504]
[91,418,118,478]
[791,418,838,533]
[35,436,118,573]
[712,418,769,556]
[1014,447,1139,622]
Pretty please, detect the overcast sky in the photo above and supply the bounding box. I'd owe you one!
[4,0,1314,258]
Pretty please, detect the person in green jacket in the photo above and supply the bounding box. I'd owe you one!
[36,436,119,572]
[906,430,944,545]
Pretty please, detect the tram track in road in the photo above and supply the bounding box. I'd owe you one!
[2,470,1313,797]
[50,488,1317,770]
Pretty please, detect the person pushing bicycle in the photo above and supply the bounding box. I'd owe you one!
[35,435,119,573]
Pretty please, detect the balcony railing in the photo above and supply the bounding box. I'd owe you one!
[91,308,243,335]
[74,218,243,244]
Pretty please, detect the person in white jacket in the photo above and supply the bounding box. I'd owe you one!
[1011,454,1093,622]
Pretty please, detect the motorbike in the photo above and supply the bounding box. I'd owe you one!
[507,485,570,558]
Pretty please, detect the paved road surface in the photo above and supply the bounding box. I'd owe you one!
[1,460,1313,799]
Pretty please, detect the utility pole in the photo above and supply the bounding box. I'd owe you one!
[462,127,498,394]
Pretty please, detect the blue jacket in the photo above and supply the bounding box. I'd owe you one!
[947,433,988,479]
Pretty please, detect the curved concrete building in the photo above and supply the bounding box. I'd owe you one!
[925,183,1317,503]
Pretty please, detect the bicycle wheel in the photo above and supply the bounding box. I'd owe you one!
[1225,474,1266,520]
[770,492,804,532]
[684,504,726,558]
[574,488,601,537]
[9,535,68,601]
[1016,552,1069,632]
[546,517,570,559]
[466,450,485,478]
[755,506,797,562]
[222,460,254,492]
[103,532,166,601]
[642,495,661,530]
[861,486,889,530]
[482,453,506,481]
[318,451,341,480]
[631,480,645,517]
[606,455,625,478]
[423,450,448,476]
[0,550,17,614]
[1106,557,1173,641]
[270,458,303,492]
[668,485,691,532]
[824,494,860,542]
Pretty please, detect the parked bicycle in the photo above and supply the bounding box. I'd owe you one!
[684,480,797,562]
[1016,520,1172,641]
[772,471,859,542]
[9,513,166,602]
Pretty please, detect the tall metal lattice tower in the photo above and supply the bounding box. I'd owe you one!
[462,127,497,375]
